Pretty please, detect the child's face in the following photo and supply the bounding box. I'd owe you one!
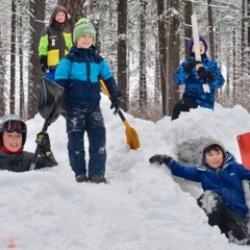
[55,11,66,23]
[3,131,22,152]
[192,41,206,55]
[204,149,224,169]
[76,34,93,49]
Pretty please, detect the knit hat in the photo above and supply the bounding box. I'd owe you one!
[73,18,96,44]
[188,36,208,52]
[201,139,226,165]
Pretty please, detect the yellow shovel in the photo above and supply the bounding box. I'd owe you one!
[100,80,140,150]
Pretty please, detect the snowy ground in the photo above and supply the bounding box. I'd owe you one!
[1,97,250,250]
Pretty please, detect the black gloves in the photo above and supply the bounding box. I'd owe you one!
[40,56,48,73]
[110,91,122,114]
[149,154,172,165]
[185,60,201,72]
[197,67,215,82]
[36,132,52,158]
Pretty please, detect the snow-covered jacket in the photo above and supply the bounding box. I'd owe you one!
[55,46,119,109]
[174,54,224,109]
[167,152,250,218]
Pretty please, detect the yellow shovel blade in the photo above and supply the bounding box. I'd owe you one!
[124,121,140,149]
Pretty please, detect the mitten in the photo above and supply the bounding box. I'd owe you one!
[110,91,122,114]
[149,154,172,165]
[40,56,48,73]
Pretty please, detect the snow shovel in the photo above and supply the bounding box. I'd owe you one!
[29,77,64,170]
[237,132,250,170]
[100,80,140,150]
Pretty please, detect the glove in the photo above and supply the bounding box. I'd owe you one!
[40,56,48,73]
[36,132,51,152]
[149,154,172,165]
[110,91,122,114]
[185,60,201,72]
[197,67,215,82]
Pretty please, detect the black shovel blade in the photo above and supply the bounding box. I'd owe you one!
[38,77,64,123]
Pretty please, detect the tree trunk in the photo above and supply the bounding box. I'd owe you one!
[0,25,5,116]
[10,0,16,114]
[167,0,180,116]
[207,0,215,59]
[117,0,128,111]
[157,0,168,116]
[28,0,45,119]
[139,0,147,109]
[19,2,24,118]
[184,1,192,57]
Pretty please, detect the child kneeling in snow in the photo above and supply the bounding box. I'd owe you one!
[149,140,250,244]
[0,115,57,172]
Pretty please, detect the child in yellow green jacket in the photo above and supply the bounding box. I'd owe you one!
[38,5,73,80]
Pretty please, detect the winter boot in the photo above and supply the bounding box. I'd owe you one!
[75,174,88,183]
[89,175,107,184]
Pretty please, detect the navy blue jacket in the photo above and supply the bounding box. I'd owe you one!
[174,54,224,109]
[168,152,250,217]
[55,46,119,109]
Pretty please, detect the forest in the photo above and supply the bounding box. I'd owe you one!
[0,0,248,121]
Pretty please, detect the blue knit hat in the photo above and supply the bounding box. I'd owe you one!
[188,36,208,52]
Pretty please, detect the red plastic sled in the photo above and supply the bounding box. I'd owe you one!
[237,132,250,170]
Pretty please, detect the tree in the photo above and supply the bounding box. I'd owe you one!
[0,23,6,116]
[28,0,45,119]
[207,0,215,59]
[157,0,168,115]
[184,0,192,57]
[139,0,147,109]
[10,0,16,114]
[167,0,180,116]
[117,0,128,111]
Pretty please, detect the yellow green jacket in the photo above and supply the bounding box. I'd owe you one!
[39,25,73,69]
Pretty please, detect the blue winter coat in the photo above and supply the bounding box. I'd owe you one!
[168,152,250,218]
[55,46,119,109]
[174,54,224,109]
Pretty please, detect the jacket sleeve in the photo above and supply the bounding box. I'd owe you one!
[99,59,119,96]
[167,159,202,182]
[206,61,224,89]
[174,61,189,86]
[38,28,49,57]
[55,57,72,88]
[236,164,250,180]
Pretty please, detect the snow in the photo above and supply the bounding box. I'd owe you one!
[1,97,250,249]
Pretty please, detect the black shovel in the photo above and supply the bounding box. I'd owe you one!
[29,77,64,170]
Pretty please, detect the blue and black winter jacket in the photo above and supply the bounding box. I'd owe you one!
[55,46,119,109]
[174,54,224,109]
[168,152,250,218]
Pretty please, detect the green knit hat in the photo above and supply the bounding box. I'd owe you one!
[73,18,96,44]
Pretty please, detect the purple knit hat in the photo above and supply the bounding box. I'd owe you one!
[188,36,208,52]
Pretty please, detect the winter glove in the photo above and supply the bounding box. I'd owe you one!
[149,154,172,165]
[36,132,51,152]
[110,91,122,114]
[40,55,48,73]
[184,60,201,72]
[197,67,215,82]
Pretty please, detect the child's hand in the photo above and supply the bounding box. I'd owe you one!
[185,60,201,72]
[149,154,172,165]
[110,91,122,114]
[197,67,215,82]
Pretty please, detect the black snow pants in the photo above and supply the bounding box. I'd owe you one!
[197,191,250,244]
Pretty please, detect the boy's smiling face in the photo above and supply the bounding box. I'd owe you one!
[55,11,66,23]
[76,34,93,49]
[2,131,22,152]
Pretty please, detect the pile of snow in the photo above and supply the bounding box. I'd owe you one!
[1,98,250,249]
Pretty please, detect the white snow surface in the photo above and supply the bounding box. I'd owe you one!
[1,97,250,250]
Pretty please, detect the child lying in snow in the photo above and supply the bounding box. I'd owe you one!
[149,140,250,244]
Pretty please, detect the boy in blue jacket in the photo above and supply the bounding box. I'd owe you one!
[172,36,225,120]
[55,18,121,183]
[149,141,250,244]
